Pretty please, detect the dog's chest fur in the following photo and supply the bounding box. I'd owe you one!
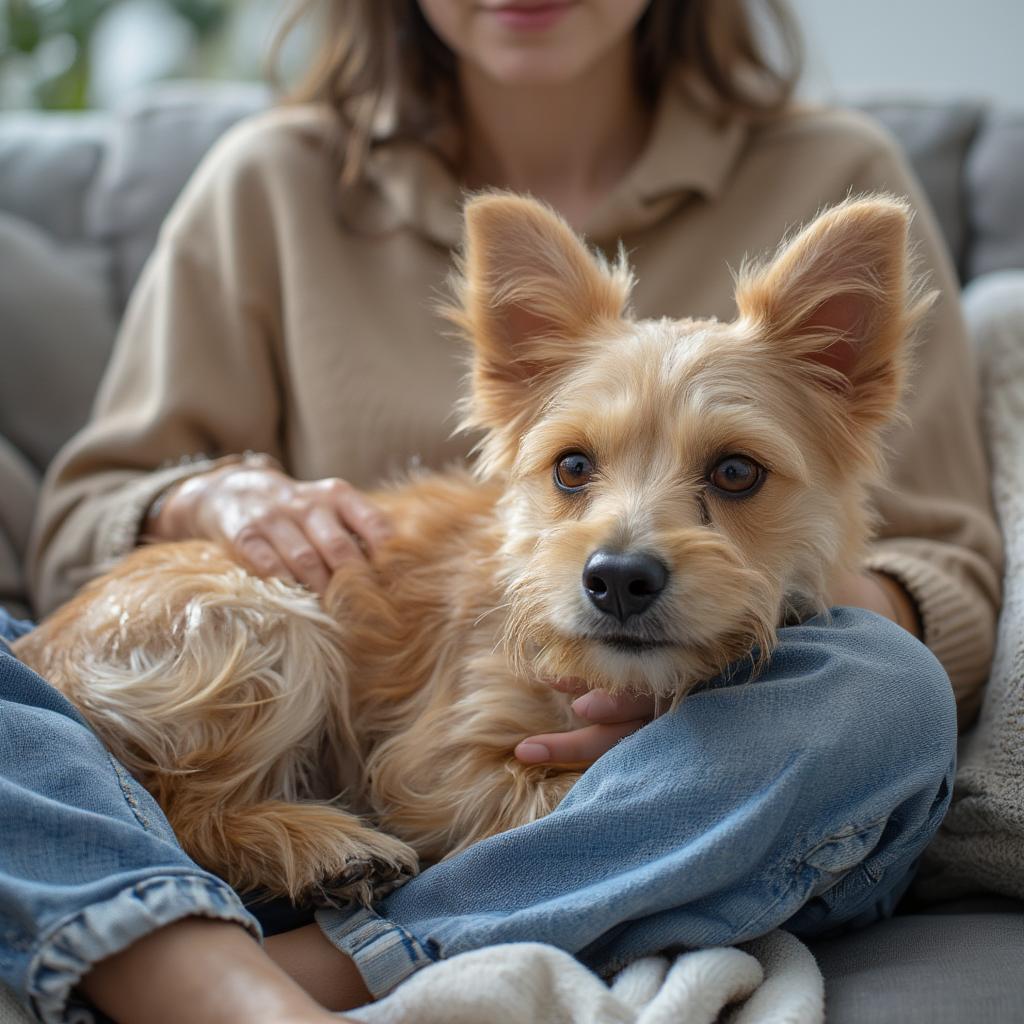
[337,470,581,858]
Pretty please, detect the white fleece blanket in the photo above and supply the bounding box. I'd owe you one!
[919,271,1024,899]
[347,930,823,1024]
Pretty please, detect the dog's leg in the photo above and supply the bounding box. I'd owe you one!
[171,799,418,906]
[375,748,582,860]
[15,541,416,901]
[443,764,582,858]
[367,662,583,858]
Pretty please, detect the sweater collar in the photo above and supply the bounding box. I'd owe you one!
[342,84,749,248]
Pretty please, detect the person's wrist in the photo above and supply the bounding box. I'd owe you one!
[146,477,205,541]
[146,469,223,542]
[870,570,923,639]
[144,481,187,541]
[145,453,283,545]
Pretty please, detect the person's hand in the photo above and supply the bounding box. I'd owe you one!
[513,569,922,768]
[514,678,657,766]
[147,464,393,594]
[830,568,922,638]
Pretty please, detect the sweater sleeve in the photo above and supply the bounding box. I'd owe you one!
[27,121,288,615]
[850,129,1003,725]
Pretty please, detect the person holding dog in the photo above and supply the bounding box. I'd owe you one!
[2,1,1000,1022]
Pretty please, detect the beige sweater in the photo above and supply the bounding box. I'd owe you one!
[28,87,1002,722]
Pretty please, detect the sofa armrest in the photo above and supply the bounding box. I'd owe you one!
[0,435,39,617]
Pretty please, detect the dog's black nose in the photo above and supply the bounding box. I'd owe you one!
[582,550,668,623]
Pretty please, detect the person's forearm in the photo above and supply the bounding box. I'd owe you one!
[80,918,347,1024]
[265,923,372,1012]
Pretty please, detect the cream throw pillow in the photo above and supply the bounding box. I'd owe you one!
[919,271,1024,900]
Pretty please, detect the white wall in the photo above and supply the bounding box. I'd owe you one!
[789,0,1024,109]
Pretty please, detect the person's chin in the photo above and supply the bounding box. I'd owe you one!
[471,49,594,87]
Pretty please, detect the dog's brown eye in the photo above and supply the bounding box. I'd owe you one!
[555,452,594,492]
[708,456,764,497]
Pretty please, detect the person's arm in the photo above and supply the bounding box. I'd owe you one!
[27,115,395,610]
[82,919,350,1024]
[848,126,1002,727]
[26,123,287,615]
[831,568,922,636]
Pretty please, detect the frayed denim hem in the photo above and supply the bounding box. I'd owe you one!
[316,906,436,999]
[26,873,261,1024]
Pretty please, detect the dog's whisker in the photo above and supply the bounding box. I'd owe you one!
[473,602,511,628]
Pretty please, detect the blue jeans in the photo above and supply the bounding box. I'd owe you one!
[0,612,260,1023]
[0,607,956,1020]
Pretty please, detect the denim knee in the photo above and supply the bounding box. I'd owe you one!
[818,608,957,784]
[771,609,957,934]
[680,608,960,931]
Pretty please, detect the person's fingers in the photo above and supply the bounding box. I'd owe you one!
[514,719,648,766]
[303,504,363,573]
[232,531,294,583]
[325,480,394,555]
[571,689,657,723]
[262,516,332,594]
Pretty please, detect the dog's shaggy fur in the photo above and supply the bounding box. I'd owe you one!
[14,193,929,905]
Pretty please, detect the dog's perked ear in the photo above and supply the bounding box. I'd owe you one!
[448,193,632,473]
[735,195,933,435]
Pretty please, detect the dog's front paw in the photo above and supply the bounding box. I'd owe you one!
[315,829,420,907]
[186,800,419,906]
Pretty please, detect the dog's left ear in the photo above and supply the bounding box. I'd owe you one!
[736,195,931,432]
[449,193,632,470]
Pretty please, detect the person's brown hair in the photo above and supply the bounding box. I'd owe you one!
[272,0,803,185]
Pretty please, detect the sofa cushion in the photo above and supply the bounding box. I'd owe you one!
[87,80,269,310]
[860,101,983,281]
[0,213,116,470]
[811,905,1024,1023]
[0,113,109,243]
[0,434,37,618]
[966,111,1024,279]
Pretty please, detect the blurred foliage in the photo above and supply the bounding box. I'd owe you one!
[1,0,231,108]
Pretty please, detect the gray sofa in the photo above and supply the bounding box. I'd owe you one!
[1,84,1023,1022]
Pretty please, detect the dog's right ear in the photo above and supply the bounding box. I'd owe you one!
[734,195,930,438]
[448,193,632,473]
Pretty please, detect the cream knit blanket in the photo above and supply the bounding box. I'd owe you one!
[920,271,1024,899]
[348,931,823,1024]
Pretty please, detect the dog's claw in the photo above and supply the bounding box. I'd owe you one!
[312,839,420,907]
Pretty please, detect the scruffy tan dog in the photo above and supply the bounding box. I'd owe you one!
[14,193,928,907]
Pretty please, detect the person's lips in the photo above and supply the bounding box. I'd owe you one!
[483,1,578,32]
